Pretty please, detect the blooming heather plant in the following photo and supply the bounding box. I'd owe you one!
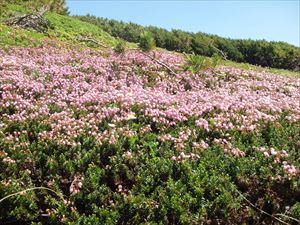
[0,43,299,224]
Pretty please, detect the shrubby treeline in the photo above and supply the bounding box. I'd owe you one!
[76,15,300,70]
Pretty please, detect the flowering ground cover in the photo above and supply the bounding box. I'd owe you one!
[0,43,300,224]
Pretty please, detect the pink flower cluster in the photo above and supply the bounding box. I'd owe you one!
[282,161,298,177]
[214,138,245,157]
[256,146,298,177]
[171,152,200,163]
[0,44,299,176]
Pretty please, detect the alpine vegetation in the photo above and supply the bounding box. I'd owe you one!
[0,2,300,225]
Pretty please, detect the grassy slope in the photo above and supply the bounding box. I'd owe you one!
[0,4,117,48]
[224,60,300,77]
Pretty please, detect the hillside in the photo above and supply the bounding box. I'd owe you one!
[0,3,300,225]
[76,15,300,71]
[0,4,116,48]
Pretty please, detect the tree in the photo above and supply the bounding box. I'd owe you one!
[114,39,126,54]
[139,31,156,52]
[75,15,300,70]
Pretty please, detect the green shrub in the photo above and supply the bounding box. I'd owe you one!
[1,111,300,224]
[114,39,126,54]
[211,53,222,67]
[139,31,156,52]
[183,53,217,73]
[76,15,300,70]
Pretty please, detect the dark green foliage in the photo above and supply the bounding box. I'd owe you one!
[183,53,220,73]
[76,15,300,71]
[1,113,299,224]
[114,39,126,54]
[138,31,156,52]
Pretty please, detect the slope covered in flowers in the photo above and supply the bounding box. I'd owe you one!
[1,43,300,224]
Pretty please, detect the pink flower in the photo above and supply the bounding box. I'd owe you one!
[270,148,278,156]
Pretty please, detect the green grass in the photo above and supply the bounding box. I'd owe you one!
[45,13,116,46]
[224,59,300,77]
[0,23,45,47]
[0,4,117,48]
[157,47,300,77]
[0,3,31,19]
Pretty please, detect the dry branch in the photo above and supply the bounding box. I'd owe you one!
[210,44,228,60]
[141,52,177,76]
[129,48,177,75]
[4,6,50,33]
[193,40,228,60]
[76,35,109,48]
[237,190,291,225]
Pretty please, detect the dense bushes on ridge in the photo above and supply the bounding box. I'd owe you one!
[76,15,300,71]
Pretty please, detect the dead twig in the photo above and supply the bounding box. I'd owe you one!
[4,6,50,33]
[142,52,177,76]
[76,35,109,48]
[274,213,300,223]
[237,190,291,225]
[129,48,177,75]
[0,186,65,204]
[210,43,228,60]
